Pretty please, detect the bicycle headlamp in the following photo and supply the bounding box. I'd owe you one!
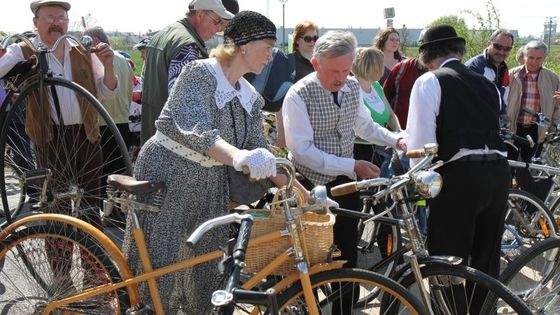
[412,170,442,199]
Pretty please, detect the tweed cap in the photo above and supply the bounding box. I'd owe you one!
[30,0,71,14]
[224,11,276,46]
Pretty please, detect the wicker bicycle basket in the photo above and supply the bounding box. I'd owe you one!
[244,210,335,276]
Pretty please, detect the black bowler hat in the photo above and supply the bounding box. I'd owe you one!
[418,24,465,50]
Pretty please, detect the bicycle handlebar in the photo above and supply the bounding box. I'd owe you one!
[0,33,95,54]
[186,213,253,246]
[330,143,439,197]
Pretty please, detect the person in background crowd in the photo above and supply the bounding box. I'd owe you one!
[291,20,320,82]
[83,26,133,204]
[272,20,320,148]
[383,57,427,127]
[205,0,240,50]
[352,46,401,175]
[507,40,560,162]
[406,26,510,313]
[282,30,405,314]
[140,0,234,144]
[0,0,118,220]
[516,45,525,66]
[382,33,429,236]
[123,11,310,313]
[465,29,515,112]
[373,27,405,85]
[133,36,151,62]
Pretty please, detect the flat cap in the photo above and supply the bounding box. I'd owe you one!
[30,1,71,14]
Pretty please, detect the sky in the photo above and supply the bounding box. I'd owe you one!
[2,0,558,38]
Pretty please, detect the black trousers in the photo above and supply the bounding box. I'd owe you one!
[428,158,510,277]
[427,158,510,313]
[509,124,540,162]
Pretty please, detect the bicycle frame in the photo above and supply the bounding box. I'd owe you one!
[0,157,343,315]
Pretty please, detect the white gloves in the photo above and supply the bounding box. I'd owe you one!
[233,148,277,180]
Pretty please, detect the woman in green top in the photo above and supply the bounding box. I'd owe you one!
[352,46,402,176]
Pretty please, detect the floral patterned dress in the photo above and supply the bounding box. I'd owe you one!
[122,58,268,313]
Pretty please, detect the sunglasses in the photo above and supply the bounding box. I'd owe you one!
[302,35,319,43]
[205,11,225,27]
[492,42,512,52]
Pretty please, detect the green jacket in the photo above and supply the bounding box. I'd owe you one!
[141,17,208,143]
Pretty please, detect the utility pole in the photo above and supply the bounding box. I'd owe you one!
[279,0,288,51]
[544,17,557,48]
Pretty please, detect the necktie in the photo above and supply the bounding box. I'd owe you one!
[332,91,340,107]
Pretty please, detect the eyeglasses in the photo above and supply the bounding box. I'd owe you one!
[205,11,225,27]
[37,15,69,24]
[492,42,512,52]
[302,35,319,43]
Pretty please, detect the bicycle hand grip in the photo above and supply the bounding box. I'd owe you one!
[330,182,358,197]
[406,149,425,159]
[240,165,256,183]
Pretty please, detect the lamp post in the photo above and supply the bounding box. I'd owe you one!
[279,0,288,50]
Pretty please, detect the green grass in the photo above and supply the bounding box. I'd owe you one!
[123,49,144,77]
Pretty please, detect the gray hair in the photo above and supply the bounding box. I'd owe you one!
[523,40,548,55]
[83,26,109,44]
[312,31,357,61]
[488,28,514,44]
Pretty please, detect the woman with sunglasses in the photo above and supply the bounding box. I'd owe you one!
[291,20,320,82]
[373,27,405,85]
[275,21,320,147]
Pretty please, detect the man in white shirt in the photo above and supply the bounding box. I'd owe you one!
[406,24,509,311]
[282,31,405,313]
[0,0,118,226]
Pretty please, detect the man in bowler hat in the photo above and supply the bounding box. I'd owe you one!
[406,24,510,311]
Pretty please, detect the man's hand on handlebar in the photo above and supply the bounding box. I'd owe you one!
[354,160,380,179]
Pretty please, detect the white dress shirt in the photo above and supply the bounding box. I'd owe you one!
[406,58,506,167]
[283,73,400,178]
[0,36,117,125]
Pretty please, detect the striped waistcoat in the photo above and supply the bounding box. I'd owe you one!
[293,78,361,185]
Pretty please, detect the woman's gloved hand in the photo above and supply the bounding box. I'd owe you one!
[233,148,277,180]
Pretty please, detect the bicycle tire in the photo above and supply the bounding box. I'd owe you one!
[499,237,560,313]
[355,196,403,304]
[0,77,132,239]
[387,262,531,315]
[0,222,130,313]
[275,267,428,314]
[502,189,558,269]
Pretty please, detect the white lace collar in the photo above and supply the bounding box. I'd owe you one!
[203,58,258,115]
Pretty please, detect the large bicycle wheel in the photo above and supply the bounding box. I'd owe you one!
[499,237,560,313]
[275,268,428,314]
[0,222,130,313]
[501,189,558,270]
[0,77,132,242]
[390,262,531,315]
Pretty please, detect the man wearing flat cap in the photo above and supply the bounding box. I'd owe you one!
[406,24,509,307]
[0,0,118,221]
[140,0,235,144]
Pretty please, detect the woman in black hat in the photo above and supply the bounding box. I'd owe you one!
[122,11,311,313]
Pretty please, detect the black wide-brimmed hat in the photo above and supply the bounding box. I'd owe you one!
[418,24,465,50]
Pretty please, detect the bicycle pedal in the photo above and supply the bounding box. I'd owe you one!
[22,168,51,183]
